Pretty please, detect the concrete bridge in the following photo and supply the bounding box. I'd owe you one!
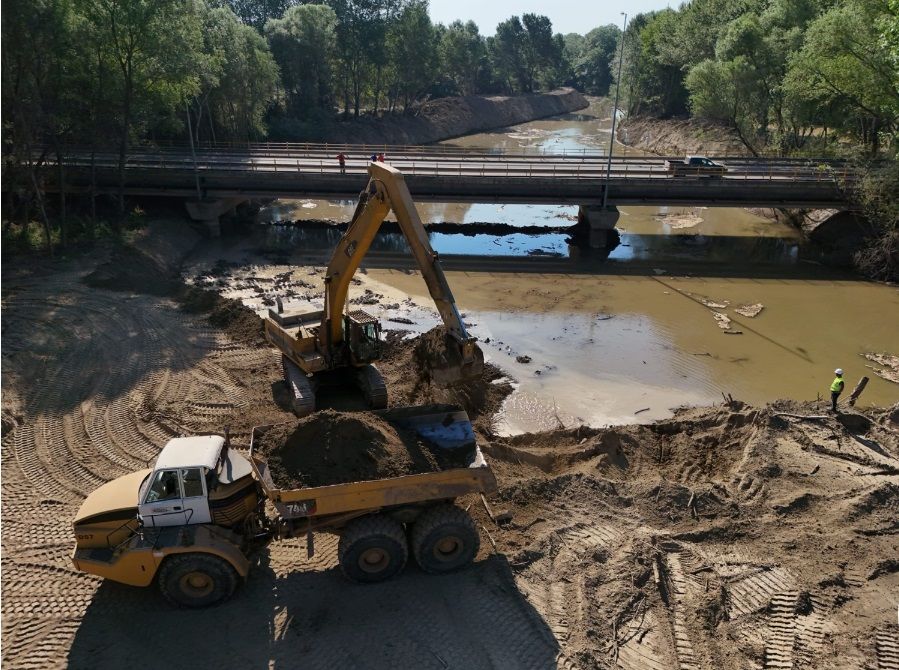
[34,143,856,244]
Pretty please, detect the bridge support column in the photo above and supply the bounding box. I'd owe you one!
[185,198,245,237]
[577,205,620,249]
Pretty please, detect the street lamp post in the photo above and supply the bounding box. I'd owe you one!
[602,12,628,211]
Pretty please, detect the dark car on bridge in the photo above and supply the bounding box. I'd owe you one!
[665,156,728,177]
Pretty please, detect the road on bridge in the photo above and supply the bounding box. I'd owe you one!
[31,143,856,208]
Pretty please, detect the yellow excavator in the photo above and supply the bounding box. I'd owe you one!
[265,162,484,415]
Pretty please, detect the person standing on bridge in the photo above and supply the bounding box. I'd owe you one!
[830,368,845,411]
[337,152,346,174]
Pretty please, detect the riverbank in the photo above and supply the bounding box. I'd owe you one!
[619,115,751,157]
[3,225,898,668]
[270,88,588,145]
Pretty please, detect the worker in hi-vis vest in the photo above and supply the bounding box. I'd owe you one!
[830,369,845,411]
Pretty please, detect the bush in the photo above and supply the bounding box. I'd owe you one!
[850,158,899,281]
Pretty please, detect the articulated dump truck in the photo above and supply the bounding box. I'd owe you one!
[72,405,495,607]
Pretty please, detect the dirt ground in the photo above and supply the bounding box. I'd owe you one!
[2,224,898,669]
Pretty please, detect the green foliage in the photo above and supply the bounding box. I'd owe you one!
[852,157,899,280]
[386,1,438,108]
[575,26,620,96]
[265,4,338,116]
[489,14,569,94]
[440,21,487,95]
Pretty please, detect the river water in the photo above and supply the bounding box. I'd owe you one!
[204,98,897,433]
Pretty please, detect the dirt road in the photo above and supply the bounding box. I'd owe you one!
[2,227,898,669]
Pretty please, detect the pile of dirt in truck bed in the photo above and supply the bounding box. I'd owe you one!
[378,327,513,434]
[256,409,472,488]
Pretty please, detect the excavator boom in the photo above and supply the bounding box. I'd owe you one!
[320,163,483,385]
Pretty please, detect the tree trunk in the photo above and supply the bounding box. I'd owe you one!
[90,149,97,226]
[29,169,53,257]
[118,69,133,223]
[55,144,67,247]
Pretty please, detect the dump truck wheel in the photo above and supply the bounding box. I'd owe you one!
[338,515,407,583]
[411,504,479,574]
[158,553,238,608]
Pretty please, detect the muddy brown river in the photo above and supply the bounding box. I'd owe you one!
[217,99,897,433]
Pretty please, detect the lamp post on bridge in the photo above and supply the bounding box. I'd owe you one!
[601,12,628,211]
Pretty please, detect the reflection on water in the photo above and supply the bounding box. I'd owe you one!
[258,97,801,240]
[262,224,800,265]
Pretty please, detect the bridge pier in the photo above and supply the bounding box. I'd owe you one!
[577,205,620,249]
[185,198,245,237]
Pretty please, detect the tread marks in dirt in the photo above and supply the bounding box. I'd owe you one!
[877,627,899,670]
[0,275,287,669]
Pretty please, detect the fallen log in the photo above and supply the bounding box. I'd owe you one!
[848,376,869,407]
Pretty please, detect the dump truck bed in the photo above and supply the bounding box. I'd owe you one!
[248,405,497,521]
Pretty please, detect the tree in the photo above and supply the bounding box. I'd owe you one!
[2,0,87,250]
[440,21,486,95]
[386,1,437,109]
[80,0,203,216]
[265,4,337,117]
[203,7,279,139]
[491,17,527,92]
[576,25,620,95]
[222,0,300,32]
[787,0,899,152]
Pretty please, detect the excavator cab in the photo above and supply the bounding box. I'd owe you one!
[345,310,382,364]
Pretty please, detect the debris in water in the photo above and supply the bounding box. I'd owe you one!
[735,303,764,318]
[516,355,532,364]
[656,213,702,229]
[863,352,899,384]
[696,294,730,309]
[712,312,732,329]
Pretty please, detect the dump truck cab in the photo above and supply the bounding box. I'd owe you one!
[139,435,242,527]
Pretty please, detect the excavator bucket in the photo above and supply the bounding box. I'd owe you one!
[376,404,477,450]
[414,331,485,387]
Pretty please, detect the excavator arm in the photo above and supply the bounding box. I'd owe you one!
[320,163,483,385]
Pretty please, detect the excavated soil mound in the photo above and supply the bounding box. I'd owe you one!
[176,286,266,347]
[256,410,455,488]
[378,328,512,434]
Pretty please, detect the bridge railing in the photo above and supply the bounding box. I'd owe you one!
[52,152,858,185]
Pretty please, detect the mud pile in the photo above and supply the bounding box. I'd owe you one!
[378,328,512,433]
[465,400,899,669]
[256,410,451,488]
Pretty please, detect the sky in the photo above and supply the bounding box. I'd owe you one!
[427,0,675,36]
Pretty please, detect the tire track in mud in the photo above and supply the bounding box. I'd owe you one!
[763,590,799,669]
[515,521,626,650]
[877,628,899,670]
[1,273,289,670]
[663,551,702,670]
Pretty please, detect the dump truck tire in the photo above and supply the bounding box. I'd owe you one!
[411,504,479,574]
[338,515,407,583]
[158,553,239,608]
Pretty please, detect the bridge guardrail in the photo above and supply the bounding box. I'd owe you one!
[50,154,858,185]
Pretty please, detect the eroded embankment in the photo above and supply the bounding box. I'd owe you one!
[273,88,588,145]
[619,116,751,157]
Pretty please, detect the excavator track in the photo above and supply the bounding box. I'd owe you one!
[282,355,316,417]
[357,364,388,410]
